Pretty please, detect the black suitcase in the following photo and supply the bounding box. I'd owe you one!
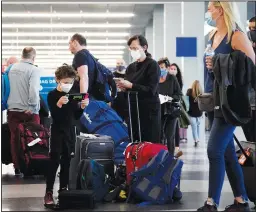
[1,122,12,165]
[234,136,256,205]
[69,134,114,190]
[58,190,95,209]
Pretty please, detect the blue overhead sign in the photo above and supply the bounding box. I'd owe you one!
[176,37,197,57]
[40,77,57,108]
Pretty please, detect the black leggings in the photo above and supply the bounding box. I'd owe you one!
[175,121,180,147]
[129,103,161,143]
[46,141,71,192]
[162,116,178,154]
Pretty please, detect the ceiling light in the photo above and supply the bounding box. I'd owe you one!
[3,51,123,55]
[29,55,123,59]
[2,12,134,18]
[2,32,130,37]
[2,45,126,50]
[32,58,121,63]
[2,39,127,44]
[34,62,117,68]
[35,59,73,63]
[2,1,133,4]
[3,23,131,28]
[34,63,70,68]
[2,50,124,55]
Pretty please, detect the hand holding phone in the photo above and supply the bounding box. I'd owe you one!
[66,93,88,102]
[57,96,69,107]
[81,98,90,109]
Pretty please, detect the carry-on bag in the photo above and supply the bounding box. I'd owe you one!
[17,122,50,176]
[125,91,168,185]
[58,190,95,209]
[234,135,256,205]
[80,100,130,164]
[128,150,183,204]
[69,134,114,190]
[1,122,12,165]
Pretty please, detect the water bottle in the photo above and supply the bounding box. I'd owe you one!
[205,44,215,72]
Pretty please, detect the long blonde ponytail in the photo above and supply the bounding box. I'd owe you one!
[212,1,245,43]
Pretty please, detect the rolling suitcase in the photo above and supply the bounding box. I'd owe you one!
[234,108,256,206]
[125,91,168,185]
[80,100,130,164]
[69,134,114,190]
[1,122,12,165]
[17,122,50,176]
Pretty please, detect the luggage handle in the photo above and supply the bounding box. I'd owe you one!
[234,135,250,160]
[127,91,142,143]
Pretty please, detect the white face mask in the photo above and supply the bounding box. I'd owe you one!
[169,69,177,76]
[131,50,142,61]
[60,83,73,93]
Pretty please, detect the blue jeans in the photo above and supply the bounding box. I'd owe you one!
[207,118,248,206]
[190,117,201,141]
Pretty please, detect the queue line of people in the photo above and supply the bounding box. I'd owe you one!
[2,1,255,211]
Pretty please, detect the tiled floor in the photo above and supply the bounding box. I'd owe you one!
[2,131,255,211]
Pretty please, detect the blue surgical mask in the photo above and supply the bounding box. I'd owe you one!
[205,11,216,27]
[160,69,168,77]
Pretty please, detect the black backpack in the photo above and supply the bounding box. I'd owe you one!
[76,159,110,202]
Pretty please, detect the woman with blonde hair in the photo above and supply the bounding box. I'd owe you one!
[199,1,255,211]
[186,80,203,147]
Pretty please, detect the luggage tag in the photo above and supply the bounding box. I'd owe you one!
[27,137,42,147]
[238,148,252,165]
[79,133,97,139]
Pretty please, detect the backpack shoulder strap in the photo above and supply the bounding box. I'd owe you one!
[2,64,13,110]
[5,64,13,74]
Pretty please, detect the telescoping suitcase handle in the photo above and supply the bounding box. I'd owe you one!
[234,135,250,160]
[127,91,142,143]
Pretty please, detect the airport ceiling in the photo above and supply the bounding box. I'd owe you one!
[2,3,156,69]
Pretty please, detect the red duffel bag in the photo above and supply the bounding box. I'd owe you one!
[124,91,167,185]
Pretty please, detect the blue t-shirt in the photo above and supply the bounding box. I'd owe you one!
[72,49,95,94]
[204,32,233,93]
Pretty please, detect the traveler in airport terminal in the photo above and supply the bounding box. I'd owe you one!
[7,47,41,176]
[198,1,255,211]
[186,80,203,147]
[116,35,161,143]
[112,58,128,122]
[168,63,187,144]
[248,16,256,53]
[113,58,126,78]
[243,16,256,143]
[69,33,96,95]
[158,57,182,154]
[44,65,89,208]
[4,56,19,72]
